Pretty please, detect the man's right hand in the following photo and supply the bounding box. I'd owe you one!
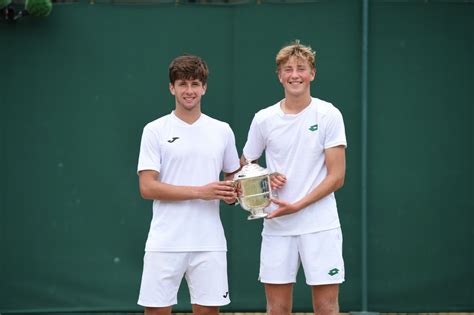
[198,181,236,201]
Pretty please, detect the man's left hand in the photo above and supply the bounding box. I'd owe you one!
[266,198,299,219]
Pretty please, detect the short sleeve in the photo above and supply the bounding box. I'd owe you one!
[242,115,265,162]
[222,125,240,174]
[324,107,347,149]
[137,125,161,174]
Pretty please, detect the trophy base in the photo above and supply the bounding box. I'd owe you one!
[247,212,268,220]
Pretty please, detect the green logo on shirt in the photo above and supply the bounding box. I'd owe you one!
[328,268,339,276]
[309,124,318,131]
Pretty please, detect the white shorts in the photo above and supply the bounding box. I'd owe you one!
[137,251,230,307]
[259,228,345,286]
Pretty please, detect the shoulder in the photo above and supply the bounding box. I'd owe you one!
[201,114,233,132]
[141,114,172,140]
[144,114,171,131]
[312,97,343,118]
[253,101,281,123]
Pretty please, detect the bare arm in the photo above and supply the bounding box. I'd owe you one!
[139,170,236,201]
[267,145,346,219]
[240,154,252,167]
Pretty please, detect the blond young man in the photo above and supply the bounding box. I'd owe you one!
[242,41,347,315]
[137,55,240,315]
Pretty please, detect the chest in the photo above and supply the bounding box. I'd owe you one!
[265,114,324,157]
[159,125,226,162]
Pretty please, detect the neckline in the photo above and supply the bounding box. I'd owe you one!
[277,98,314,117]
[171,111,204,126]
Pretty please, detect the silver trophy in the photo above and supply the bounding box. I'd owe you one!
[233,161,273,220]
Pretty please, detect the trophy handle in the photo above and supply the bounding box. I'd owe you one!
[231,180,241,206]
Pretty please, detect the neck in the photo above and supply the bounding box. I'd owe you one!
[281,94,312,114]
[174,106,201,124]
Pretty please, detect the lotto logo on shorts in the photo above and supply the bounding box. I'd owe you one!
[328,268,339,276]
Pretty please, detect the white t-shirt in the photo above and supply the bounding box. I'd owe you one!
[137,111,240,251]
[243,97,347,236]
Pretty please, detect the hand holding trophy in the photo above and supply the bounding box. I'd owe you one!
[233,161,284,220]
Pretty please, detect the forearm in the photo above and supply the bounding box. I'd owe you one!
[294,146,346,210]
[293,173,344,211]
[139,169,236,202]
[140,180,202,201]
[266,146,346,219]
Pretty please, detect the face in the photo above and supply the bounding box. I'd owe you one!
[278,56,315,97]
[169,79,207,111]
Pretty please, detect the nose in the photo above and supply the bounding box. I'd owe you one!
[290,69,299,77]
[184,84,193,93]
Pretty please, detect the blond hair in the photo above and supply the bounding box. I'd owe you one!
[275,40,316,72]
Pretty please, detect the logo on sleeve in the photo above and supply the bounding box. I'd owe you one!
[167,137,179,143]
[328,268,339,276]
[309,124,318,131]
[222,291,229,298]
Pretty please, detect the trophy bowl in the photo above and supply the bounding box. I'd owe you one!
[233,162,272,220]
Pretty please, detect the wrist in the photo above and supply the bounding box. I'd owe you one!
[292,201,305,212]
[192,186,203,200]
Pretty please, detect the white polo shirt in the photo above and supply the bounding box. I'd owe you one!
[138,111,240,251]
[243,97,347,236]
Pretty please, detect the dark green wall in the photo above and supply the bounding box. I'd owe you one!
[368,2,473,311]
[0,1,472,313]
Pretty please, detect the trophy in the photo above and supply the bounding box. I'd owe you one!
[233,161,274,220]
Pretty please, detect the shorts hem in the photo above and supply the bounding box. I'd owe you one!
[190,300,231,307]
[144,248,228,252]
[306,279,345,286]
[259,278,296,284]
[137,300,176,308]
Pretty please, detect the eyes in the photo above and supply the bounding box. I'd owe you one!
[283,66,309,73]
[178,81,201,87]
[176,80,203,88]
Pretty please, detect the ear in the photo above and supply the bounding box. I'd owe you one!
[169,83,175,95]
[202,84,207,95]
[310,67,316,81]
